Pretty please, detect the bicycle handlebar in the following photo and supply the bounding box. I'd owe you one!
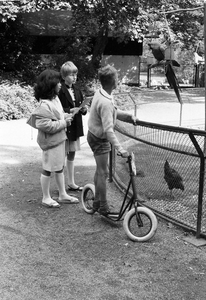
[117,151,133,159]
[117,151,136,175]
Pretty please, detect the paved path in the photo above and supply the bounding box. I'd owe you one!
[0,115,95,168]
[137,102,205,128]
[0,97,205,172]
[0,98,205,149]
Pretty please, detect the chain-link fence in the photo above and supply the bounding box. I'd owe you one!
[110,119,206,238]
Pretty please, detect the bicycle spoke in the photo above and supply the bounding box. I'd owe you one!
[129,212,152,237]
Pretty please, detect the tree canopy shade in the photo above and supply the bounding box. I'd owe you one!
[20,9,143,55]
[0,0,204,44]
[0,0,204,78]
[19,10,73,36]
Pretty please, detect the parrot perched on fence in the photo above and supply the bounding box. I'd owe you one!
[148,42,180,67]
[148,42,182,104]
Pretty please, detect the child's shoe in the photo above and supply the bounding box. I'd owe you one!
[98,205,111,216]
[58,195,79,204]
[92,201,100,212]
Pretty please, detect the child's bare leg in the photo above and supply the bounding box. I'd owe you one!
[94,153,109,212]
[93,171,100,210]
[41,170,60,207]
[55,169,79,204]
[66,151,82,190]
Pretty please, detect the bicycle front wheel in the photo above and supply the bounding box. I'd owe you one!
[81,184,95,214]
[123,207,158,242]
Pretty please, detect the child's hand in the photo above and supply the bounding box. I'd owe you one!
[70,107,80,115]
[131,116,139,126]
[64,113,73,119]
[80,106,87,115]
[65,114,73,126]
[117,149,129,158]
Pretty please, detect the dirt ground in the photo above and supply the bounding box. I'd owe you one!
[1,92,206,299]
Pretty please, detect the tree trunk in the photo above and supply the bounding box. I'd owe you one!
[91,27,109,72]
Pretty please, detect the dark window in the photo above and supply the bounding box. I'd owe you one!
[32,36,143,56]
[104,38,143,56]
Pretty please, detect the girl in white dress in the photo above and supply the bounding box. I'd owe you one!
[27,69,79,207]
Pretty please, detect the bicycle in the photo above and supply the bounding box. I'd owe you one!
[81,152,158,242]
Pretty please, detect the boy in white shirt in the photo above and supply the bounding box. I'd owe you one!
[87,65,138,215]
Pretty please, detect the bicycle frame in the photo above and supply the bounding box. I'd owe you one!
[82,152,158,241]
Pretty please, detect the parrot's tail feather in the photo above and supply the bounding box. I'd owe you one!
[165,63,182,104]
[171,60,180,67]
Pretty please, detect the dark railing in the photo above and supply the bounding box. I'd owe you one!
[109,119,206,238]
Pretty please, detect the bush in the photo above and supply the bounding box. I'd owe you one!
[0,80,38,120]
[0,74,96,121]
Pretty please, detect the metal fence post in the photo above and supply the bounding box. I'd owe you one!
[109,145,114,182]
[196,157,205,238]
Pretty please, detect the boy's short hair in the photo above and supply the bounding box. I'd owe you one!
[98,65,117,87]
[60,61,78,79]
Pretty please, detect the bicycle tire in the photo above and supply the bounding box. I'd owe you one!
[123,207,158,242]
[81,184,95,214]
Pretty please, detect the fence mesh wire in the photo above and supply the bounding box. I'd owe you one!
[112,119,206,236]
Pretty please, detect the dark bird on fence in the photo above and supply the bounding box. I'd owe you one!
[164,62,182,104]
[148,42,182,104]
[148,42,180,67]
[164,160,184,199]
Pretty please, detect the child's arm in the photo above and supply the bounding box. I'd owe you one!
[100,102,129,157]
[116,109,138,125]
[79,106,87,115]
[35,117,68,134]
[106,131,128,157]
[70,96,90,116]
[70,106,87,116]
[64,112,73,121]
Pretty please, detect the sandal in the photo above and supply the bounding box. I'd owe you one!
[67,185,83,191]
[57,196,79,204]
[42,199,60,208]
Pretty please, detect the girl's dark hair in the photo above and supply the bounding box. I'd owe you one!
[34,69,61,101]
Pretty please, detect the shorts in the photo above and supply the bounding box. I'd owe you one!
[87,131,111,156]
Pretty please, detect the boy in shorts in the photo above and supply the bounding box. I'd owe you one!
[87,65,138,215]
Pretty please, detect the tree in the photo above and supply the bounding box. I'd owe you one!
[68,0,148,73]
[0,0,71,22]
[0,15,35,72]
[0,0,204,79]
[0,0,149,77]
[146,1,204,50]
[0,1,71,79]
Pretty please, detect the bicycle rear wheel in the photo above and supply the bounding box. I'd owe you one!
[123,207,157,242]
[81,184,95,214]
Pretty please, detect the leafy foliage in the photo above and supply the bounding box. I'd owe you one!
[68,0,148,72]
[0,80,37,120]
[0,0,205,82]
[147,1,204,50]
[0,1,204,120]
[0,14,42,82]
